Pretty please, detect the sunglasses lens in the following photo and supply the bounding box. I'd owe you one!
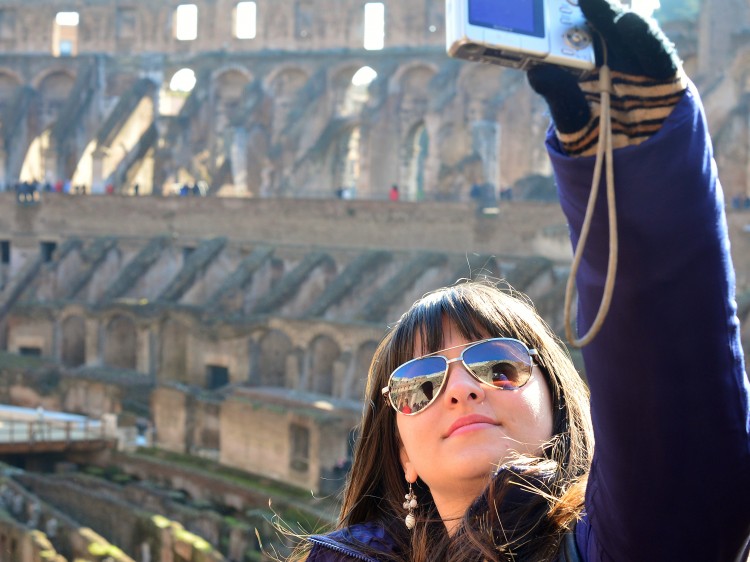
[463,339,532,389]
[388,356,447,415]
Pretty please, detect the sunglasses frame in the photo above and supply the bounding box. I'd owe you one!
[381,337,539,416]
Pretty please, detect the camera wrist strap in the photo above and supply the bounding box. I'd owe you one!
[563,61,619,348]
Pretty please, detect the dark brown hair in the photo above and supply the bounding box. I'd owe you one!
[304,281,593,561]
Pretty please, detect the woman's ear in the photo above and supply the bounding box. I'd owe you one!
[399,446,419,483]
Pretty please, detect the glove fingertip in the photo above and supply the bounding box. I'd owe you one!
[579,0,623,34]
[615,13,680,78]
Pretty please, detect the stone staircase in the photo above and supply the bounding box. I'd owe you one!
[357,252,447,323]
[252,251,333,314]
[304,250,392,318]
[95,77,155,149]
[18,238,83,303]
[65,237,118,300]
[158,237,227,303]
[97,237,169,305]
[112,122,157,189]
[204,245,274,311]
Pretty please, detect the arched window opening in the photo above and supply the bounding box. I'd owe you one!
[160,68,196,117]
[103,315,137,370]
[169,68,196,93]
[258,331,292,387]
[309,336,340,395]
[61,316,86,367]
[339,66,377,119]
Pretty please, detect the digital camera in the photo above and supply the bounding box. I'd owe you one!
[446,0,596,76]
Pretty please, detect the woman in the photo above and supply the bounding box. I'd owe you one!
[303,1,750,560]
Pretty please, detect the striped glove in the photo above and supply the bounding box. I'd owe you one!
[527,0,687,157]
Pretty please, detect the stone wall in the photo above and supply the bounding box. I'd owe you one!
[218,387,359,493]
[0,195,745,495]
[1,1,747,203]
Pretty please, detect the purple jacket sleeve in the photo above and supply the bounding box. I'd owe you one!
[547,81,750,561]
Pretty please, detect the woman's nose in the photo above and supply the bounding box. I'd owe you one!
[442,360,486,406]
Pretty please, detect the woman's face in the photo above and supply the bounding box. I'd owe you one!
[396,319,554,523]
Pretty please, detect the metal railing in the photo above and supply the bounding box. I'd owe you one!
[0,418,104,444]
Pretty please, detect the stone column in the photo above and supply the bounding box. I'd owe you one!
[230,126,249,196]
[86,318,102,366]
[137,326,150,374]
[151,118,171,196]
[423,114,441,201]
[472,120,500,191]
[358,123,373,198]
[91,146,106,194]
[43,139,59,184]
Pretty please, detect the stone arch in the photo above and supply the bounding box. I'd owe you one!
[395,65,436,124]
[0,69,22,99]
[103,314,137,370]
[160,318,188,383]
[0,70,26,153]
[264,65,309,97]
[36,70,76,129]
[211,65,252,87]
[457,63,504,122]
[31,67,75,90]
[389,62,439,96]
[330,64,368,117]
[258,329,293,387]
[308,334,340,395]
[60,315,86,367]
[166,67,197,92]
[212,67,252,129]
[348,340,378,400]
[266,66,309,136]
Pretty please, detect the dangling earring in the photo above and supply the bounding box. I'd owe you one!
[403,482,418,530]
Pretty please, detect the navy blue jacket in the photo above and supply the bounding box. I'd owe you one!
[308,82,750,561]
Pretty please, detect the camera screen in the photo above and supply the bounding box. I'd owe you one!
[468,0,545,38]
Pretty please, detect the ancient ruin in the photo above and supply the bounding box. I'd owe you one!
[0,0,746,561]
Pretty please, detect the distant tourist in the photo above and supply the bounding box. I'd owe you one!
[389,184,399,201]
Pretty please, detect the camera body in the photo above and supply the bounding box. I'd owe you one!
[446,0,596,76]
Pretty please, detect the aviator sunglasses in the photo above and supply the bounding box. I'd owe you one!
[381,337,538,415]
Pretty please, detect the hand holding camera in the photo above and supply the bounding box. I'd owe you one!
[527,0,685,146]
[447,0,685,146]
[446,0,596,75]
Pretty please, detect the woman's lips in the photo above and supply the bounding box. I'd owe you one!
[444,414,498,438]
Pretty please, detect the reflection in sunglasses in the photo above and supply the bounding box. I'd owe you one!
[384,338,537,415]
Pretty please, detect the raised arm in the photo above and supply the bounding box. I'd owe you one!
[529,1,750,560]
